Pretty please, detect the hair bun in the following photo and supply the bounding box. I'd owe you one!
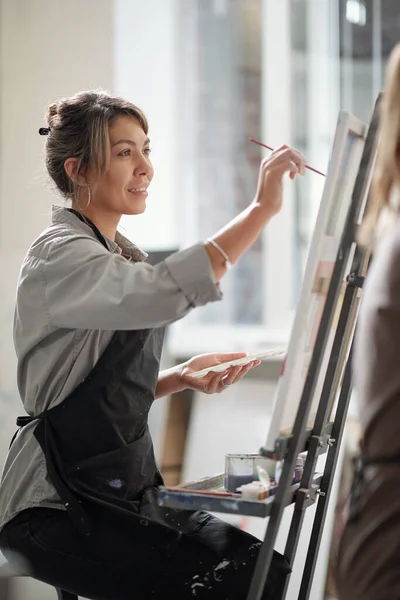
[45,102,59,129]
[47,103,58,118]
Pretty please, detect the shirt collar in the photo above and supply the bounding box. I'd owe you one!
[51,205,148,263]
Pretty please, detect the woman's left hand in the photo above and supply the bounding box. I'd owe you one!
[179,352,261,394]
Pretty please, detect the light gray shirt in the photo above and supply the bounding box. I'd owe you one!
[0,206,221,531]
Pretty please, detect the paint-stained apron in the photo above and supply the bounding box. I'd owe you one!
[12,210,202,537]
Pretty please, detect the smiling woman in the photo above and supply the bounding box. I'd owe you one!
[0,89,305,599]
[64,115,154,238]
[43,92,154,239]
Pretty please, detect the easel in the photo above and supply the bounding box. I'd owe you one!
[248,95,381,600]
[159,95,381,600]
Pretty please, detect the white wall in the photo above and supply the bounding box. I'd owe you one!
[0,0,115,447]
[0,1,114,597]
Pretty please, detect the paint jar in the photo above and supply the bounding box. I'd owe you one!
[254,455,276,479]
[224,454,275,492]
[294,456,304,483]
[224,454,256,492]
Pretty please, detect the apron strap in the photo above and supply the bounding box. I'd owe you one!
[10,413,91,537]
[348,451,400,522]
[9,414,43,449]
[67,209,109,251]
[41,416,91,537]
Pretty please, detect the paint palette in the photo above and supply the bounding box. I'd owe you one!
[189,347,286,379]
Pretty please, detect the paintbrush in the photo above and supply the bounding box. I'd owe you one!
[249,137,326,178]
[168,487,240,498]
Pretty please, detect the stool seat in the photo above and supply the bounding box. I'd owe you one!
[0,551,78,600]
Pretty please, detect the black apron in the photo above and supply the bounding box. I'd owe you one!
[12,211,202,538]
[10,212,292,599]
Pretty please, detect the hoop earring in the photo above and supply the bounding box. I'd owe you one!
[76,186,91,211]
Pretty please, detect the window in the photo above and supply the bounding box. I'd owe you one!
[177,0,263,331]
[172,0,396,354]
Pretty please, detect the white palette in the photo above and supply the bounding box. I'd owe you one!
[189,347,286,379]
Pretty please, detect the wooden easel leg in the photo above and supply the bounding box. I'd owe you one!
[0,579,12,600]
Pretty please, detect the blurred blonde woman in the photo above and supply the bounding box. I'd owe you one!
[336,43,400,600]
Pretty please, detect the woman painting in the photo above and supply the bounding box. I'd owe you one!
[0,90,306,599]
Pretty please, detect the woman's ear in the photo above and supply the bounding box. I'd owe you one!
[64,158,87,186]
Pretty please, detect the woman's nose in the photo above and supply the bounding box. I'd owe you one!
[135,155,153,177]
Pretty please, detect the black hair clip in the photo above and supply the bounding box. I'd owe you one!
[38,127,51,136]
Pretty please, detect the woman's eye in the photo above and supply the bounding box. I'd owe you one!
[119,149,131,157]
[143,148,152,156]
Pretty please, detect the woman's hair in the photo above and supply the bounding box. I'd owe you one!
[43,90,148,199]
[360,44,400,246]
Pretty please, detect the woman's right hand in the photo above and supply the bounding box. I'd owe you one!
[253,145,306,217]
[205,144,307,282]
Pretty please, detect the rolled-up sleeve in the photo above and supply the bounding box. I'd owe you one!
[42,236,222,331]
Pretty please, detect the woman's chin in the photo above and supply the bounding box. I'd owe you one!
[124,201,147,216]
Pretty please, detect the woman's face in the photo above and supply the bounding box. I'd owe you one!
[88,114,154,216]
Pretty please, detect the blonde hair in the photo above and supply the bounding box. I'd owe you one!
[360,44,400,246]
[43,90,148,200]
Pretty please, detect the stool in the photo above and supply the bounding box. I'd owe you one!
[0,551,78,600]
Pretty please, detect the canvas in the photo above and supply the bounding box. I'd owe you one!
[265,112,368,451]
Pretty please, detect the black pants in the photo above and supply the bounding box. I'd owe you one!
[0,506,288,599]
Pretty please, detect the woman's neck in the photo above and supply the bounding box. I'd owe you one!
[72,202,121,241]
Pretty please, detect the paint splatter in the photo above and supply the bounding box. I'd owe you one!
[191,582,206,595]
[214,560,230,572]
[249,542,262,551]
[189,558,231,591]
[249,541,262,557]
[213,559,230,581]
[107,478,124,489]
